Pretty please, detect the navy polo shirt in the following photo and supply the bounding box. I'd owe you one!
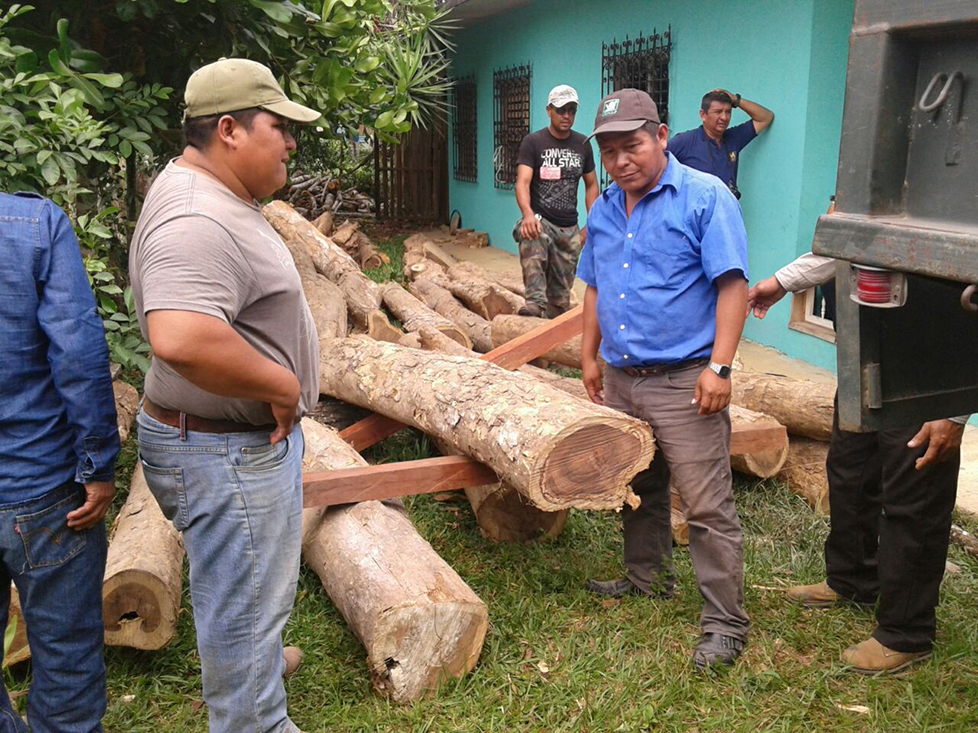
[577,153,749,367]
[667,121,757,190]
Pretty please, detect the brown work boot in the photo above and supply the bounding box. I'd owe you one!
[786,581,842,608]
[283,646,305,679]
[842,637,931,675]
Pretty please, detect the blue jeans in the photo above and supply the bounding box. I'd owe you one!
[0,482,107,733]
[136,410,304,733]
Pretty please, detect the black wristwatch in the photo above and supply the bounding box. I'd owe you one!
[733,93,741,108]
[708,361,732,379]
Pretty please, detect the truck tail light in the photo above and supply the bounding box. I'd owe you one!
[849,264,908,308]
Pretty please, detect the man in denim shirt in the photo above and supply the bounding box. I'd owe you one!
[578,90,751,670]
[0,191,119,730]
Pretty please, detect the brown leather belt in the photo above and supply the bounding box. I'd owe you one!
[621,358,709,378]
[143,397,274,435]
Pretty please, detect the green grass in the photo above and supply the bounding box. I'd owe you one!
[10,234,976,731]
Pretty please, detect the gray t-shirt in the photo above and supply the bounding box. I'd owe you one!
[130,160,319,425]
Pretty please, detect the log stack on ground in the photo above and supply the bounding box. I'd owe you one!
[382,282,471,349]
[103,464,185,649]
[776,437,830,514]
[300,418,488,702]
[320,338,653,512]
[263,201,401,343]
[732,372,835,441]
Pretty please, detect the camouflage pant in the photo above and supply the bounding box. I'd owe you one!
[514,217,582,318]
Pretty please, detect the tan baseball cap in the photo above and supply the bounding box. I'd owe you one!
[587,88,660,140]
[183,58,321,123]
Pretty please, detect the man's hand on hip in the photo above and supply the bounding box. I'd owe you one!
[909,419,965,470]
[747,276,787,319]
[270,372,302,445]
[67,480,115,530]
[693,368,731,415]
[520,213,542,240]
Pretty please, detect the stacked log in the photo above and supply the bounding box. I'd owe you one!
[283,172,376,219]
[728,405,789,478]
[382,282,471,349]
[449,260,525,297]
[776,437,831,514]
[114,381,139,443]
[408,277,493,352]
[732,372,835,441]
[491,314,586,369]
[300,418,488,702]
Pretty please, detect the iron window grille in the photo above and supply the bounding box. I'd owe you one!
[452,75,478,183]
[600,26,672,185]
[492,63,531,189]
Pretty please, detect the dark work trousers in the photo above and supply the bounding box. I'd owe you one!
[824,400,960,653]
[604,365,750,642]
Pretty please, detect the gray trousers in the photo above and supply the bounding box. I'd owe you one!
[604,364,750,641]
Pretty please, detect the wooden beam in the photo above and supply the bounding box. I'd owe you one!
[338,304,585,451]
[730,424,788,457]
[303,455,499,508]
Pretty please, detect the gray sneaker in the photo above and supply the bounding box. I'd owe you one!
[693,633,744,670]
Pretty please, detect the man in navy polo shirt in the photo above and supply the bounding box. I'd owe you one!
[668,89,774,199]
[578,89,751,670]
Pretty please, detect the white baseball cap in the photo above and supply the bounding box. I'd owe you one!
[548,84,579,108]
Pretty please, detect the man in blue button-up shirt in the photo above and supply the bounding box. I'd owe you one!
[577,89,751,671]
[0,191,118,730]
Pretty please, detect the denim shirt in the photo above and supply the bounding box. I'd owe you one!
[0,192,119,500]
[577,153,749,366]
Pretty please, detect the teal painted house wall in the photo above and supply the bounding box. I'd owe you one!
[447,0,854,371]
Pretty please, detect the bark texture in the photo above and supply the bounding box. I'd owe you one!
[776,437,830,514]
[300,418,488,702]
[403,234,456,268]
[382,282,471,349]
[732,372,835,441]
[448,260,525,297]
[114,380,139,444]
[447,276,523,321]
[320,338,652,511]
[728,405,789,478]
[408,277,493,352]
[492,314,585,369]
[103,464,185,649]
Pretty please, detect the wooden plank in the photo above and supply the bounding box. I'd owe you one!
[729,424,788,457]
[302,455,499,508]
[338,304,585,451]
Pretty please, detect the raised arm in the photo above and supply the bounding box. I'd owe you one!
[713,88,774,133]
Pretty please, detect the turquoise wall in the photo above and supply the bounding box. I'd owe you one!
[448,0,855,371]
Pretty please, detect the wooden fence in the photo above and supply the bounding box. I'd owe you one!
[374,119,448,222]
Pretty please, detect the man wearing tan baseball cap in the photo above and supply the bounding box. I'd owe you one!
[577,88,752,671]
[130,58,320,732]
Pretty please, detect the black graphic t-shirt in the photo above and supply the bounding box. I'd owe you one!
[517,128,595,227]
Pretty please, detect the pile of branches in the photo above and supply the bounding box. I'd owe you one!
[285,172,376,220]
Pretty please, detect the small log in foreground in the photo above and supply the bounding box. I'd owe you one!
[300,418,488,702]
[322,338,652,512]
[728,405,789,478]
[103,464,185,649]
[732,372,835,442]
[776,437,830,514]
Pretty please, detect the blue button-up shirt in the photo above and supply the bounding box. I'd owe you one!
[577,153,749,366]
[667,121,757,190]
[1,192,119,501]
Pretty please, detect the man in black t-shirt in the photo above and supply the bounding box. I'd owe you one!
[515,84,598,317]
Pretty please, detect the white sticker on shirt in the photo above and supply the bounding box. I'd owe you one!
[540,165,561,181]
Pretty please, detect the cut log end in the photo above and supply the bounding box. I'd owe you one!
[541,423,644,508]
[464,484,569,543]
[103,573,177,649]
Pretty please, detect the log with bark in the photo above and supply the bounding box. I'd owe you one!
[728,405,789,478]
[732,372,835,442]
[300,418,488,702]
[408,277,493,352]
[382,282,472,349]
[103,464,185,649]
[357,237,384,270]
[313,210,334,236]
[950,525,978,560]
[280,225,348,345]
[403,251,447,282]
[403,234,457,268]
[776,437,830,514]
[670,487,689,546]
[448,276,523,321]
[414,327,572,541]
[448,260,525,297]
[114,380,139,444]
[263,201,400,343]
[321,338,653,512]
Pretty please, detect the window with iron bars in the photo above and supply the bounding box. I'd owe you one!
[600,27,672,186]
[452,76,478,183]
[492,63,531,189]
